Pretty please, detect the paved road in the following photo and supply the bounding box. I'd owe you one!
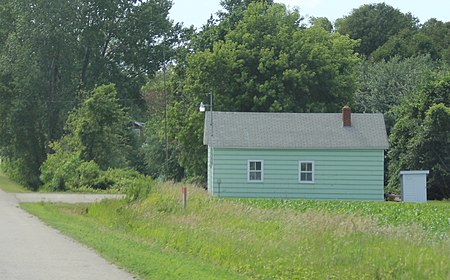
[14,192,125,203]
[0,189,135,280]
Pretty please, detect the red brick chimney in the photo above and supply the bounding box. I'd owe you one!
[342,106,351,127]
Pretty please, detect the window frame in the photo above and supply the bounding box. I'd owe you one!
[247,160,264,182]
[299,161,315,183]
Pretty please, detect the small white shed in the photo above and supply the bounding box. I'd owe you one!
[399,170,429,203]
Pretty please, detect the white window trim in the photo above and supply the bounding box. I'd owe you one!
[247,160,264,182]
[299,161,315,183]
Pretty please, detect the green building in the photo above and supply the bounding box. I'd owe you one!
[203,107,389,200]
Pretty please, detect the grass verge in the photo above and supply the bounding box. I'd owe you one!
[0,169,29,192]
[22,182,450,279]
[21,201,244,280]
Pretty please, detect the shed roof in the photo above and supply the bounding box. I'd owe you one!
[203,111,389,149]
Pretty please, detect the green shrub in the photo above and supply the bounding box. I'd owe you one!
[40,148,82,191]
[100,168,153,201]
[40,144,106,192]
[76,161,103,189]
[40,140,152,196]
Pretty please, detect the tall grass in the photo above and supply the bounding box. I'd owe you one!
[23,182,450,279]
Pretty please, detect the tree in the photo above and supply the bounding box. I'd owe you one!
[335,3,417,57]
[409,104,450,199]
[140,68,185,180]
[73,0,176,102]
[192,0,275,53]
[372,19,450,63]
[388,76,450,199]
[142,116,184,180]
[39,84,155,193]
[40,84,137,191]
[0,0,79,188]
[63,84,133,169]
[370,28,418,61]
[355,55,438,114]
[187,2,359,113]
[310,17,333,32]
[419,19,450,63]
[163,2,360,179]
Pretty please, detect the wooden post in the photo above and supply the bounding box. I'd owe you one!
[182,186,187,209]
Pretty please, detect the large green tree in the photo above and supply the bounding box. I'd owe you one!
[156,2,360,179]
[64,84,133,169]
[186,2,359,113]
[335,3,417,57]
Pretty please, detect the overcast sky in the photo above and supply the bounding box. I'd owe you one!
[169,0,450,28]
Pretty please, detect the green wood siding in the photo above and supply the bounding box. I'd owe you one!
[207,148,385,200]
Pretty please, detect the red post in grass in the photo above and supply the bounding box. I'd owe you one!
[182,186,187,209]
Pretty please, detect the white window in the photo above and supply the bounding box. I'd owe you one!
[299,161,314,183]
[248,160,263,182]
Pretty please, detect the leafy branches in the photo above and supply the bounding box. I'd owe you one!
[388,76,450,199]
[40,84,140,192]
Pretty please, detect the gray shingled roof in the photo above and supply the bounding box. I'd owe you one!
[203,111,389,149]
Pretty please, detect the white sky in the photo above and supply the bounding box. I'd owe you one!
[169,0,450,28]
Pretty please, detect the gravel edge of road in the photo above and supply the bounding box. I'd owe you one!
[14,193,125,203]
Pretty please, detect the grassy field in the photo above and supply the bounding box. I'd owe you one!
[22,182,450,280]
[233,198,450,238]
[0,169,29,192]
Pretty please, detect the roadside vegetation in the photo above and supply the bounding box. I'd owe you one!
[0,169,28,193]
[22,182,450,280]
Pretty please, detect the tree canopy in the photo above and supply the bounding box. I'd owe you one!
[188,2,359,113]
[336,3,417,57]
[372,19,450,63]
